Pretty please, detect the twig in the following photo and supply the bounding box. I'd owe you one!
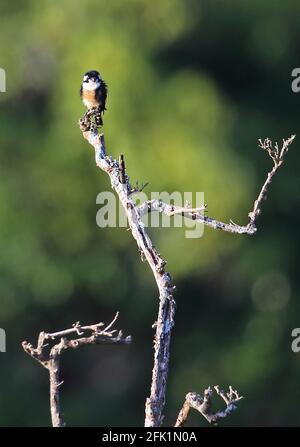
[22,314,131,427]
[119,154,126,184]
[175,386,243,426]
[130,180,149,195]
[248,135,295,224]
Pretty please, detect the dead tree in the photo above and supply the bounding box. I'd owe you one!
[78,120,294,427]
[22,100,295,427]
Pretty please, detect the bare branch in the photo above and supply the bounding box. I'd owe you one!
[138,199,255,234]
[80,115,294,427]
[102,311,120,332]
[80,129,175,427]
[138,135,295,235]
[248,135,295,225]
[22,314,131,427]
[175,386,243,427]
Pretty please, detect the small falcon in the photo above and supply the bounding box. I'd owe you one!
[79,70,107,130]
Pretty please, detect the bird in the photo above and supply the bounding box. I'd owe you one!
[79,70,107,130]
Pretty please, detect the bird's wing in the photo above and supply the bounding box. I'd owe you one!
[100,81,108,112]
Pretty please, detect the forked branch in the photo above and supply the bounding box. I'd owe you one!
[139,135,295,235]
[79,112,294,427]
[175,386,243,426]
[248,135,295,224]
[80,129,176,426]
[22,313,131,427]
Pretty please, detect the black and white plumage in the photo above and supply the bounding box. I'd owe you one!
[80,70,107,128]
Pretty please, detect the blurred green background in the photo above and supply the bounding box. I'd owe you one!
[0,0,300,427]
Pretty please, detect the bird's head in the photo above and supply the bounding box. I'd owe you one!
[82,70,102,91]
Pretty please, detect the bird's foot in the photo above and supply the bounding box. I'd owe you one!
[79,113,91,132]
[89,106,103,128]
[79,107,103,132]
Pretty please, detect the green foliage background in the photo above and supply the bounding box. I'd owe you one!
[0,0,300,426]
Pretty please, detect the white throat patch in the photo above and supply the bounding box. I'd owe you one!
[83,79,101,91]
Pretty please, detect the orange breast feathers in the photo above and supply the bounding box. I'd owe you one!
[82,89,102,108]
